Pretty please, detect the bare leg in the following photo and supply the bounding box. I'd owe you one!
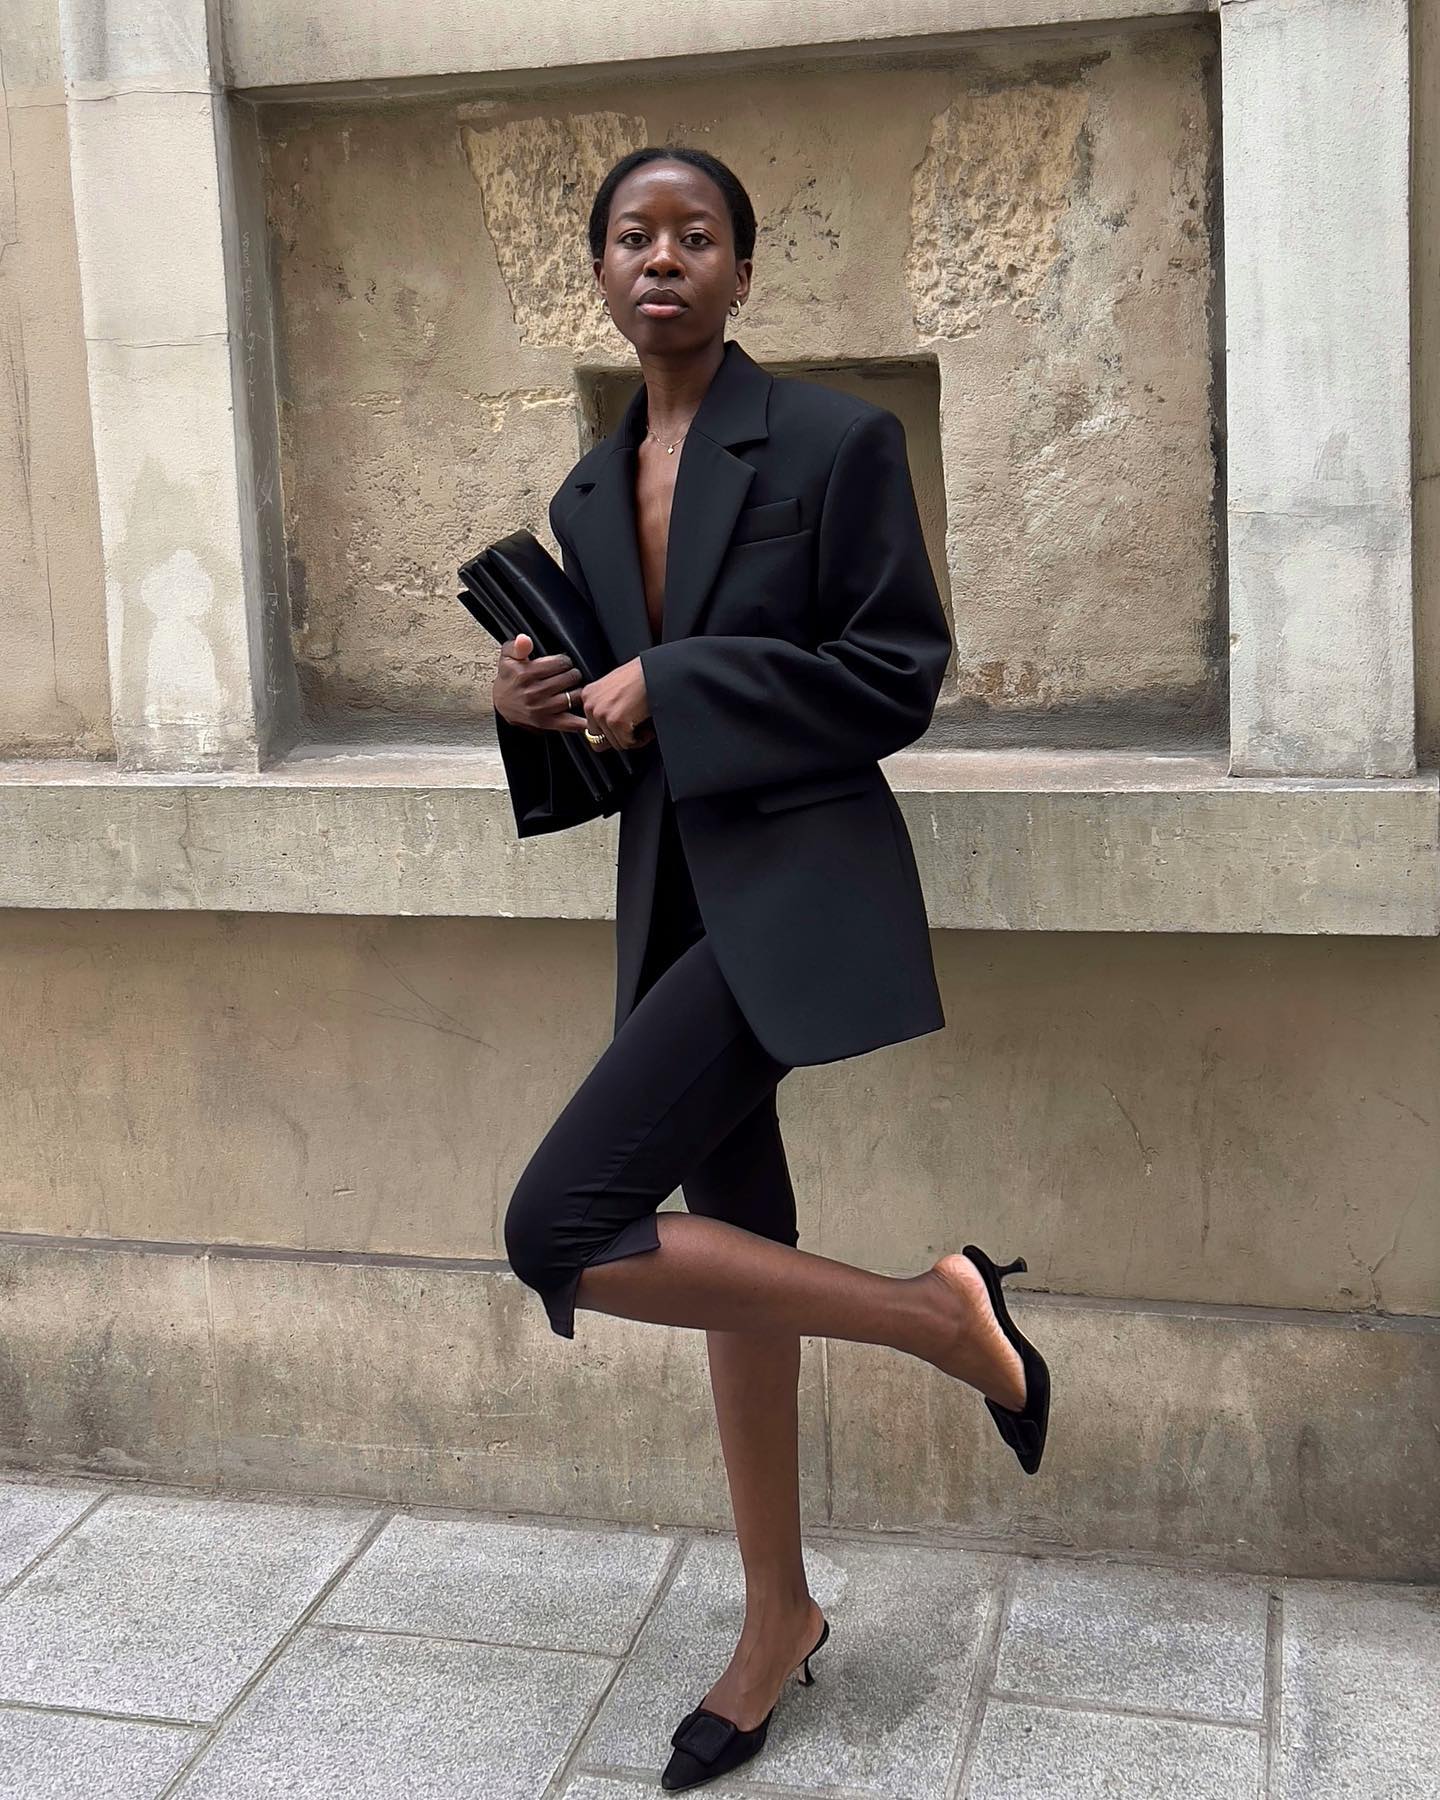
[589,1222,1026,1732]
[695,1328,825,1732]
[574,1213,1026,1410]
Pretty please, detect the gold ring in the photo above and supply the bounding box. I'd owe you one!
[584,727,607,748]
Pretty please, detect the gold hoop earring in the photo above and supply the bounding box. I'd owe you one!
[729,299,742,317]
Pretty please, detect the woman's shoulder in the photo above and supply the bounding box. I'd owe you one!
[765,368,903,463]
[767,365,887,425]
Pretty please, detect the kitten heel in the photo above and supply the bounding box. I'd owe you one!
[962,1244,1051,1476]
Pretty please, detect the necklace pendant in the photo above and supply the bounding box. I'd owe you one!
[667,443,676,454]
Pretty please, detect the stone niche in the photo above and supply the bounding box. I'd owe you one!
[261,17,1222,751]
[585,354,952,625]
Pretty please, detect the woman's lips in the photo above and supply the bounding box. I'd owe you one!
[637,300,686,317]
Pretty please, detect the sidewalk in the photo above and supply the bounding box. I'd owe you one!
[0,1474,1431,1799]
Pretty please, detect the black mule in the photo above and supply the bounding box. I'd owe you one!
[660,1615,830,1792]
[962,1244,1051,1476]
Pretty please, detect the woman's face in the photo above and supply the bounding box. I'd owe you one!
[595,161,751,355]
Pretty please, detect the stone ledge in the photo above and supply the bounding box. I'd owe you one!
[221,0,1213,96]
[0,748,1434,934]
[1,1234,1433,1578]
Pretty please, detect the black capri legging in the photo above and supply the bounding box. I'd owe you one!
[503,774,798,1339]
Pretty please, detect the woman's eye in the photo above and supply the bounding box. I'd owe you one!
[617,231,711,249]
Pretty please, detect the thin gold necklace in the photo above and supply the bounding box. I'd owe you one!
[646,424,691,456]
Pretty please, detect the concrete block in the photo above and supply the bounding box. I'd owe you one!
[2,1239,1435,1578]
[206,1252,831,1526]
[221,0,1211,91]
[58,0,211,94]
[0,752,1434,935]
[0,1491,373,1718]
[0,93,114,763]
[1222,0,1415,775]
[0,0,63,101]
[827,1299,1440,1580]
[84,337,260,770]
[67,89,228,346]
[4,910,1440,1319]
[1229,503,1415,779]
[0,1242,218,1485]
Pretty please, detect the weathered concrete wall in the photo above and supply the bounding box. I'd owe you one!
[1416,0,1440,765]
[221,0,1213,93]
[2,910,1435,1317]
[264,21,1222,746]
[0,0,112,760]
[3,1238,1436,1580]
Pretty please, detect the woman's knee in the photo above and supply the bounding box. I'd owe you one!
[502,1164,566,1295]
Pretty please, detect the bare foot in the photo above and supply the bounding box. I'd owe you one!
[919,1252,1027,1411]
[699,1594,826,1733]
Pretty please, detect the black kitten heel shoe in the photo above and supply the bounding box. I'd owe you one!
[660,1615,830,1792]
[962,1244,1051,1476]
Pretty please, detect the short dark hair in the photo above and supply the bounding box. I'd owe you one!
[587,146,757,265]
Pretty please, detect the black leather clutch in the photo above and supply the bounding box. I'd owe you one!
[457,528,646,816]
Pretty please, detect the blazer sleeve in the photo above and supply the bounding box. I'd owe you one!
[635,407,952,802]
[490,512,606,839]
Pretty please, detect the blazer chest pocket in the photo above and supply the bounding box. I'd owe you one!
[752,768,876,813]
[730,495,802,546]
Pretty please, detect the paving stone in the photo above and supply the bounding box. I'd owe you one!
[317,1513,673,1653]
[578,1535,1003,1797]
[562,1776,822,1800]
[561,1777,758,1799]
[995,1557,1268,1721]
[965,1700,1262,1798]
[1277,1580,1440,1799]
[0,1481,102,1588]
[174,1625,612,1798]
[0,1709,199,1799]
[0,1492,373,1719]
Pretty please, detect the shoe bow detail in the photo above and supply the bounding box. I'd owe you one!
[986,1397,1043,1470]
[670,1706,742,1765]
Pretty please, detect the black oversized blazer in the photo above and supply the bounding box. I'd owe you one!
[493,336,953,1067]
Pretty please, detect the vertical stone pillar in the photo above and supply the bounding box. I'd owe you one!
[1222,0,1415,777]
[59,0,295,771]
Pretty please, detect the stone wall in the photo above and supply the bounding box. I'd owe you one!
[0,0,111,759]
[0,0,1435,1579]
[265,24,1222,746]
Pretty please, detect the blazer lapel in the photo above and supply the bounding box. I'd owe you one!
[563,337,773,662]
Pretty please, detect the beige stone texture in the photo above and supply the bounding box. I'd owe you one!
[206,1253,829,1520]
[827,1298,1440,1579]
[219,0,1212,94]
[0,1240,218,1484]
[1,1240,1434,1579]
[0,3,112,760]
[262,23,1220,744]
[1,749,1432,936]
[1416,0,1440,766]
[1,909,1436,1318]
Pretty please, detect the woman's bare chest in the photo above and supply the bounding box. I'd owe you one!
[633,445,681,640]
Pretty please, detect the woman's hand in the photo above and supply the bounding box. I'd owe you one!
[492,634,592,735]
[492,635,654,751]
[579,657,654,751]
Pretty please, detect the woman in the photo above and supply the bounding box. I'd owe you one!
[491,145,1050,1793]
